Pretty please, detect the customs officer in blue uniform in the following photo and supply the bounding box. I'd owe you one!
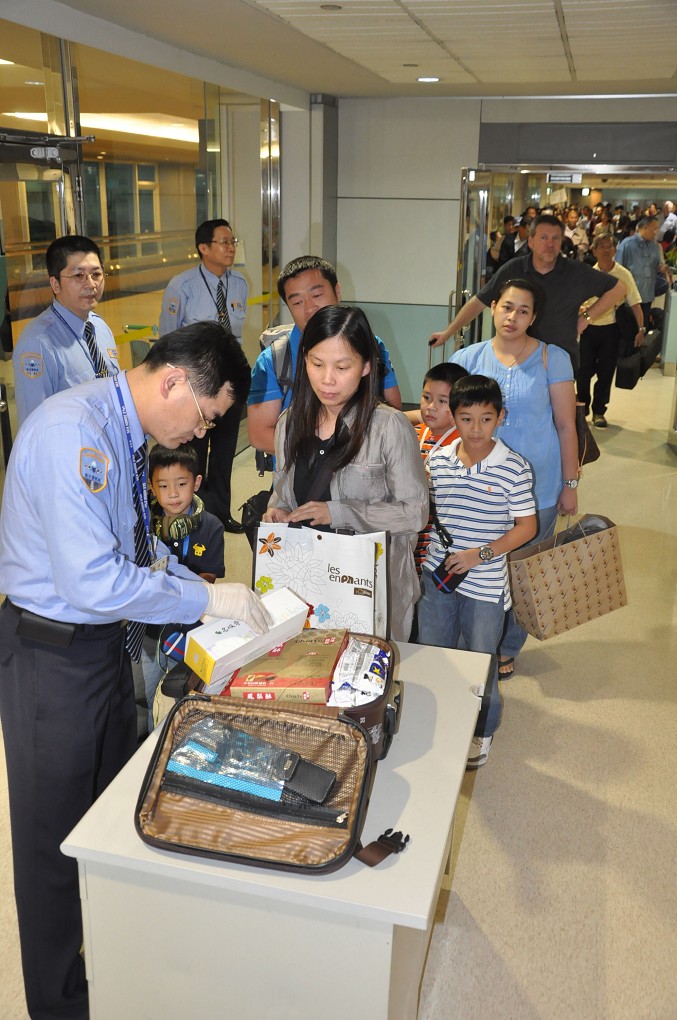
[12,235,119,425]
[160,218,248,532]
[0,323,271,1020]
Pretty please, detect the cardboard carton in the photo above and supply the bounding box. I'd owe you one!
[184,588,309,686]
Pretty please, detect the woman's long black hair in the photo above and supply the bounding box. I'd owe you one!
[283,304,382,472]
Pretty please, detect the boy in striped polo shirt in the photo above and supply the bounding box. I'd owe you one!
[417,375,537,769]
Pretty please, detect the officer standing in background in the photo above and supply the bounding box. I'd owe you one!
[159,219,247,532]
[12,235,119,425]
[0,322,271,1020]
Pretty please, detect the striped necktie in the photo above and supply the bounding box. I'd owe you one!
[83,320,109,379]
[216,279,232,333]
[126,442,151,661]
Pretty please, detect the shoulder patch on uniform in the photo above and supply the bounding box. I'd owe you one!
[167,300,178,315]
[108,348,118,359]
[80,448,109,493]
[21,352,44,378]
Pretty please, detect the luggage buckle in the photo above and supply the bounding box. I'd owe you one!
[377,828,410,854]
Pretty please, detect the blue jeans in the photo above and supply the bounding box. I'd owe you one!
[417,568,506,738]
[500,503,559,660]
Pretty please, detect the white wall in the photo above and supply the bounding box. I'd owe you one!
[336,98,481,305]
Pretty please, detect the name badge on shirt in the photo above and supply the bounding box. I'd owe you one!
[150,555,169,573]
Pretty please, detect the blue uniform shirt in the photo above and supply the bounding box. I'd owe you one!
[12,302,119,426]
[159,265,248,338]
[0,371,208,625]
[248,324,398,408]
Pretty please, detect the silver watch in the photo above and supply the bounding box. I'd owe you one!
[479,545,495,562]
[562,478,579,489]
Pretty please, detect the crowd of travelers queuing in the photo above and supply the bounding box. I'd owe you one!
[490,198,677,270]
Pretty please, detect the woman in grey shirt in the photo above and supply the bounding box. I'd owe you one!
[264,304,427,640]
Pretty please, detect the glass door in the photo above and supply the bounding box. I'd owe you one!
[455,169,491,349]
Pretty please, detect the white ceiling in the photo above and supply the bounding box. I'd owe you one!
[55,0,677,98]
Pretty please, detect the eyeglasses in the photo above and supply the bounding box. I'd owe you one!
[167,363,216,432]
[60,270,106,284]
[210,237,238,248]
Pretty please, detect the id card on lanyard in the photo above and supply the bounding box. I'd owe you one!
[113,377,165,570]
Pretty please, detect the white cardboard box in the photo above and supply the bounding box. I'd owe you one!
[184,587,309,686]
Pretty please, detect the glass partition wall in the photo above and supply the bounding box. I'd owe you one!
[0,18,279,373]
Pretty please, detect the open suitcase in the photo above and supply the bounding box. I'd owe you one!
[135,694,408,874]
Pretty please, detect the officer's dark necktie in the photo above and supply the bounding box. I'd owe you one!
[83,320,109,379]
[126,442,151,661]
[216,279,232,333]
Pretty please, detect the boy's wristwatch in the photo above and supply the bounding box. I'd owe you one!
[479,545,495,561]
[562,478,579,488]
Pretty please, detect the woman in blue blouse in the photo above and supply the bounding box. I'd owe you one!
[451,278,578,677]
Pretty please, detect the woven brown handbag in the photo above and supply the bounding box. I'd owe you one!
[508,514,628,641]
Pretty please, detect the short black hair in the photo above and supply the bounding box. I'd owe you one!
[195,218,232,254]
[638,216,658,230]
[149,443,200,481]
[277,256,338,303]
[450,375,503,416]
[530,214,564,236]
[46,235,102,278]
[424,362,469,389]
[143,321,251,403]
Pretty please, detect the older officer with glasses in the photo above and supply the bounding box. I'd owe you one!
[12,235,119,425]
[0,322,271,1020]
[159,218,248,533]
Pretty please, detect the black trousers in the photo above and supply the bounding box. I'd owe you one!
[577,322,619,417]
[0,603,136,1020]
[191,400,241,524]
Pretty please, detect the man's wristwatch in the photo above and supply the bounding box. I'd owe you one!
[479,545,495,561]
[562,478,579,489]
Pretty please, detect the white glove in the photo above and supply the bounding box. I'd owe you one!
[204,583,273,635]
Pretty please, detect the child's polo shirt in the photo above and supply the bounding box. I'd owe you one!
[424,437,535,604]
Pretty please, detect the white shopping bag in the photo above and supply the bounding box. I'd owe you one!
[252,524,389,638]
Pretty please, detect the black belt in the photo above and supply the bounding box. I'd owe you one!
[3,599,125,649]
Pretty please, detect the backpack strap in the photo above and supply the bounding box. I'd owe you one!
[270,334,294,402]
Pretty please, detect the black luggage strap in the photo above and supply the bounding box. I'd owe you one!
[354,829,410,867]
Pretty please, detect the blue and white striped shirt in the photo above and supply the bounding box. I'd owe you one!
[424,437,535,605]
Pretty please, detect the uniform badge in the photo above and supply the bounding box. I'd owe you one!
[21,352,44,378]
[80,447,109,493]
[167,300,178,315]
[108,348,118,359]
[192,543,206,557]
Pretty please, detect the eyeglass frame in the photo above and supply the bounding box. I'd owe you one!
[209,237,239,247]
[58,270,107,284]
[166,362,216,432]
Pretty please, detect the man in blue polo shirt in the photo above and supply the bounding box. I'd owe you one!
[247,255,401,456]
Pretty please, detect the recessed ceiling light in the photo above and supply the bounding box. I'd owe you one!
[0,59,16,65]
[417,76,439,83]
[24,80,44,86]
[320,4,342,9]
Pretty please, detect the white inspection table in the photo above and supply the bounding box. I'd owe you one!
[62,641,486,1020]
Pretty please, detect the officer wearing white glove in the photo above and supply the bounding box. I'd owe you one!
[204,582,273,634]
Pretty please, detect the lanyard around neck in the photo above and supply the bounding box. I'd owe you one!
[199,265,227,312]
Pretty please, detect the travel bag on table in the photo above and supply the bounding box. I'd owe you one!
[135,695,408,873]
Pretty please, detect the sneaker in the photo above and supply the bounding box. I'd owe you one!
[592,414,607,428]
[466,734,493,771]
